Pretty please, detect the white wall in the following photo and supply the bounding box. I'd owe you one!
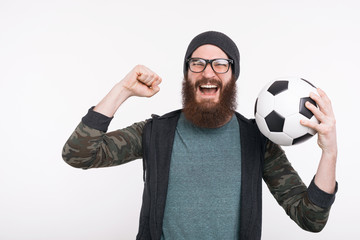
[0,0,359,239]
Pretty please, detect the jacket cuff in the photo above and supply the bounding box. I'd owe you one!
[308,176,338,209]
[81,106,113,132]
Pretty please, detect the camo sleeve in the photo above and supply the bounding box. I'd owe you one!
[62,121,146,169]
[263,141,337,232]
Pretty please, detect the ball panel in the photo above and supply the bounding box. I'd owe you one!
[268,132,293,146]
[267,80,289,96]
[254,98,258,117]
[288,78,316,99]
[299,97,316,119]
[256,90,274,117]
[283,114,309,138]
[265,111,285,132]
[293,133,314,145]
[301,78,316,88]
[274,91,301,117]
[255,113,270,138]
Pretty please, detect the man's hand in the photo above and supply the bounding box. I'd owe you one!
[121,65,162,98]
[300,88,337,194]
[93,65,162,117]
[301,88,337,155]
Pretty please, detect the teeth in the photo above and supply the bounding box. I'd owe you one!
[200,85,217,88]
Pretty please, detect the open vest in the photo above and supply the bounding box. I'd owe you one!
[136,110,268,240]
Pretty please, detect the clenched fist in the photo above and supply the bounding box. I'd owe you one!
[121,65,162,98]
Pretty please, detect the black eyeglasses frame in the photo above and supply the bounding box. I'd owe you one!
[186,58,234,74]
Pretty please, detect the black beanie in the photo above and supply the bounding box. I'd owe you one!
[183,31,240,80]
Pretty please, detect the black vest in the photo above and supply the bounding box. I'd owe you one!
[136,110,267,240]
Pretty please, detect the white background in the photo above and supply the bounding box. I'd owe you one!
[0,0,359,239]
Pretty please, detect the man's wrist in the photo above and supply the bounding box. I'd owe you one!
[82,107,113,132]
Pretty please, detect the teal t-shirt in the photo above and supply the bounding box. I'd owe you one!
[161,113,242,240]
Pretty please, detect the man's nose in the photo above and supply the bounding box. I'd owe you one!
[202,63,216,78]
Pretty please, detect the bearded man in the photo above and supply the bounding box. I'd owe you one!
[62,31,338,240]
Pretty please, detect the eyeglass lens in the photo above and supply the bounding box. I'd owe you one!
[189,58,230,73]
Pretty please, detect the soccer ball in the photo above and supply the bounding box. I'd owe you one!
[254,77,319,146]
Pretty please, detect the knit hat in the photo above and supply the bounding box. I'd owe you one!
[183,31,240,80]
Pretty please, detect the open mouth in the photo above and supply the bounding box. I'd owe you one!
[199,84,219,95]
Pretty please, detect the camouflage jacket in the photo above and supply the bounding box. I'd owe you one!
[62,108,336,237]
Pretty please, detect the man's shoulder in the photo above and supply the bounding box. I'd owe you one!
[142,110,182,142]
[234,111,256,125]
[143,109,182,130]
[234,111,266,140]
[150,109,182,120]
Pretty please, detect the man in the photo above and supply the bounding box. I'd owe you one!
[62,31,338,240]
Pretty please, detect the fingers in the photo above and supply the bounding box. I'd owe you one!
[136,65,162,88]
[150,77,162,92]
[125,64,162,97]
[305,100,325,123]
[309,88,333,116]
[301,87,336,135]
[300,117,320,132]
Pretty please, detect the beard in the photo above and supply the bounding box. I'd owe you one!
[182,74,237,128]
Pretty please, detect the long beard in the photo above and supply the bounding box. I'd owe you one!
[182,75,237,128]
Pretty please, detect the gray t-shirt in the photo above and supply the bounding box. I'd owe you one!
[161,113,242,240]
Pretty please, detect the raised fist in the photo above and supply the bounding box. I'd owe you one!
[121,65,162,98]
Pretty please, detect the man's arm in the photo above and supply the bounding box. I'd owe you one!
[263,142,337,232]
[62,65,162,169]
[94,65,162,117]
[62,118,146,169]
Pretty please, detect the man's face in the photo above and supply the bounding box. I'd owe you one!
[182,44,237,128]
[187,44,233,105]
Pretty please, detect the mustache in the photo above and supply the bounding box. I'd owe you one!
[194,78,223,89]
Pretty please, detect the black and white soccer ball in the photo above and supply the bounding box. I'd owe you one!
[254,77,320,146]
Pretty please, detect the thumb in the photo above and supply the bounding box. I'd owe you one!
[151,77,162,93]
[151,84,160,94]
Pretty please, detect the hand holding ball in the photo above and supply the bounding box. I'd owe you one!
[254,77,320,146]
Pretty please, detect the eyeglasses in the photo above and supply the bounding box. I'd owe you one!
[187,58,233,74]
